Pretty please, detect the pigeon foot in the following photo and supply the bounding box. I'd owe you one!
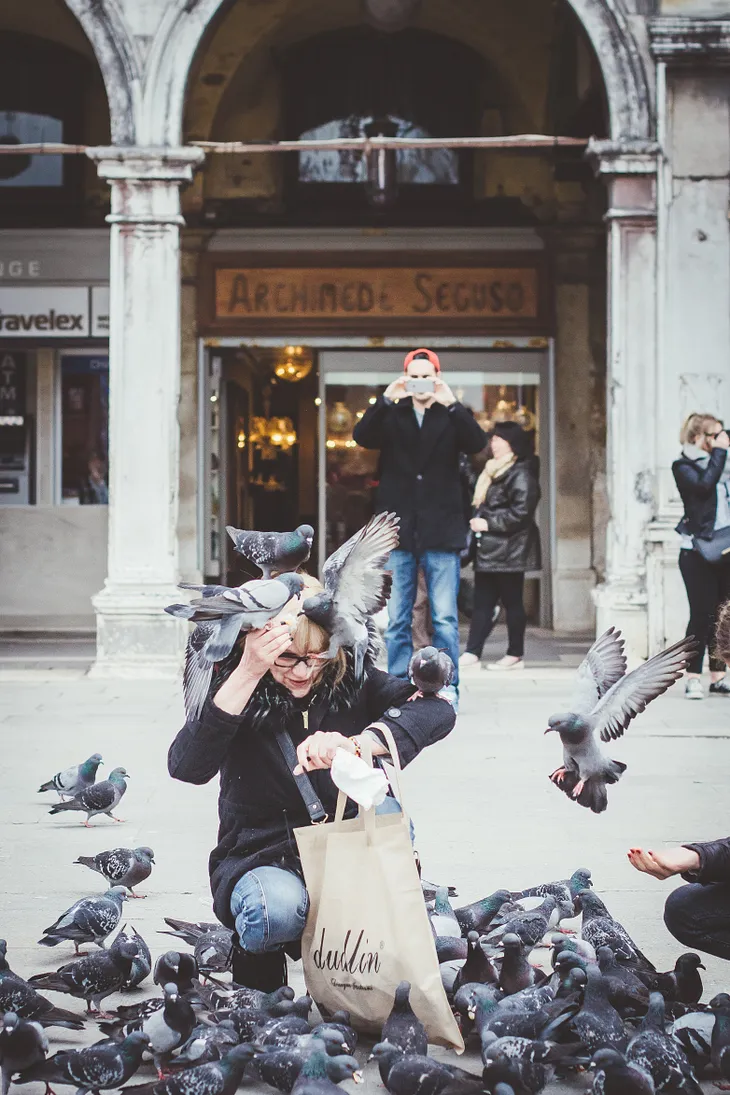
[82,821,93,828]
[571,779,585,799]
[110,815,125,823]
[555,927,577,935]
[128,892,146,899]
[407,691,424,701]
[549,767,568,785]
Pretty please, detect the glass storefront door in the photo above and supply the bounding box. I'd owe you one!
[318,349,552,624]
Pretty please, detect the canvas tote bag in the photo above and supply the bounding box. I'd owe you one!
[294,728,464,1051]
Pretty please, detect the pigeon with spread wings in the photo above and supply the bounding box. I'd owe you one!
[167,572,305,720]
[546,629,696,813]
[301,512,400,681]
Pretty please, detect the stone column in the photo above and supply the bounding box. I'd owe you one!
[87,147,205,677]
[588,140,659,659]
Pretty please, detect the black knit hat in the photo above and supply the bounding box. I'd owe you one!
[492,420,532,459]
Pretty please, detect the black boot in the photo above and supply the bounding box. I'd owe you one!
[231,943,288,991]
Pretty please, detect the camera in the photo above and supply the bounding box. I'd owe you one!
[406,378,435,395]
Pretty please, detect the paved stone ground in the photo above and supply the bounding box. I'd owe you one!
[1,657,729,1094]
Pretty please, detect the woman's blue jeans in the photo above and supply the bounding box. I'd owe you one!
[229,797,410,952]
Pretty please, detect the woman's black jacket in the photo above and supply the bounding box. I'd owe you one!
[681,836,730,885]
[168,665,455,929]
[672,447,726,540]
[473,458,541,573]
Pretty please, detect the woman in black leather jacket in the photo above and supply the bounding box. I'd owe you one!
[672,412,730,699]
[460,421,540,671]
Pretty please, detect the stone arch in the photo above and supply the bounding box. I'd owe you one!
[63,0,141,144]
[145,0,653,148]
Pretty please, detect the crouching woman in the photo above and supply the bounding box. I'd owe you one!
[168,582,455,991]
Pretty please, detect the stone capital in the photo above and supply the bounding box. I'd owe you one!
[649,16,730,64]
[586,138,660,178]
[86,146,206,184]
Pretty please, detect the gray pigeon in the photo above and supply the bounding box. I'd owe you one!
[168,572,306,720]
[38,753,103,799]
[225,524,314,578]
[15,1030,149,1093]
[28,941,139,1015]
[0,1012,48,1095]
[429,888,462,938]
[160,919,234,974]
[74,847,155,896]
[171,1020,239,1067]
[48,767,129,826]
[575,890,655,973]
[381,981,427,1056]
[408,646,455,697]
[546,631,696,813]
[37,886,128,953]
[153,952,199,995]
[627,993,703,1094]
[120,1044,258,1095]
[486,895,557,947]
[142,982,196,1076]
[111,926,151,990]
[302,511,400,680]
[511,868,592,930]
[589,1048,656,1093]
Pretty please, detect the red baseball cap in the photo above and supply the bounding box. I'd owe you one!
[403,348,441,373]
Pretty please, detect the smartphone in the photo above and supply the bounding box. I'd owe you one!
[406,378,435,395]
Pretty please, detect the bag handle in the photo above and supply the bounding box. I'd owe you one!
[333,724,408,830]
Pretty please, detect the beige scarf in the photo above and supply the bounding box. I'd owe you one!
[472,451,516,508]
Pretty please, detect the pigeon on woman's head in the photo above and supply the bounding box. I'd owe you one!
[168,572,306,720]
[546,628,696,812]
[302,511,400,681]
[226,524,314,579]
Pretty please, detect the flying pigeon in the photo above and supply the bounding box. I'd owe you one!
[48,767,129,826]
[16,1030,150,1093]
[111,926,151,990]
[381,981,427,1056]
[407,647,455,699]
[0,1012,48,1095]
[37,886,127,953]
[627,993,703,1094]
[38,753,103,799]
[588,1048,656,1094]
[545,630,696,813]
[142,982,196,1076]
[160,919,234,975]
[168,572,306,720]
[225,524,314,579]
[510,868,592,931]
[28,941,139,1015]
[74,846,155,896]
[301,511,400,680]
[120,1044,257,1095]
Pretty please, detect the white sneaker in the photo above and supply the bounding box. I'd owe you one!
[459,652,480,668]
[487,656,525,671]
[685,677,704,700]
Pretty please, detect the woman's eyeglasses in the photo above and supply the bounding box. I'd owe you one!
[274,653,324,670]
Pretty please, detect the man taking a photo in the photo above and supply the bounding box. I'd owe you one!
[353,349,486,708]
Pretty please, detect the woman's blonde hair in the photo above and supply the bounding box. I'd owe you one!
[680,412,721,446]
[287,573,348,685]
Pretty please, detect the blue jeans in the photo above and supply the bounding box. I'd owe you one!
[229,799,411,952]
[385,549,461,688]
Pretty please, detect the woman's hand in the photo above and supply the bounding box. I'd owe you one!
[713,429,730,450]
[234,622,293,683]
[627,846,700,880]
[470,517,489,532]
[383,376,409,401]
[293,732,357,774]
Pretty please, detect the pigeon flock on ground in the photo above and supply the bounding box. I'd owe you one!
[1,520,712,1095]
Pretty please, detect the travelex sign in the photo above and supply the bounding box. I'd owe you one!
[0,287,109,338]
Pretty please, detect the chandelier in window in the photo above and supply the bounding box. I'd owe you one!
[250,386,297,459]
[273,345,313,383]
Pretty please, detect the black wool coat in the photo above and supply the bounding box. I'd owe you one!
[352,395,487,554]
[672,447,727,540]
[168,664,455,929]
[474,458,541,573]
[681,837,730,884]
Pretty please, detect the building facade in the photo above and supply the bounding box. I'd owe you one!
[0,0,728,671]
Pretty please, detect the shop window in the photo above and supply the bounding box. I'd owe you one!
[0,350,34,505]
[60,355,109,504]
[0,111,63,187]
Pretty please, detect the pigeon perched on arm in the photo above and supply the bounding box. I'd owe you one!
[49,767,129,826]
[381,981,428,1056]
[111,927,151,990]
[28,941,139,1015]
[38,753,103,799]
[0,1012,48,1095]
[37,887,127,953]
[226,524,314,578]
[546,631,696,813]
[302,511,400,681]
[168,572,305,720]
[407,647,455,699]
[75,846,154,896]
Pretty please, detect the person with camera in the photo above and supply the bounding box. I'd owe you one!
[672,412,730,700]
[352,349,487,706]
